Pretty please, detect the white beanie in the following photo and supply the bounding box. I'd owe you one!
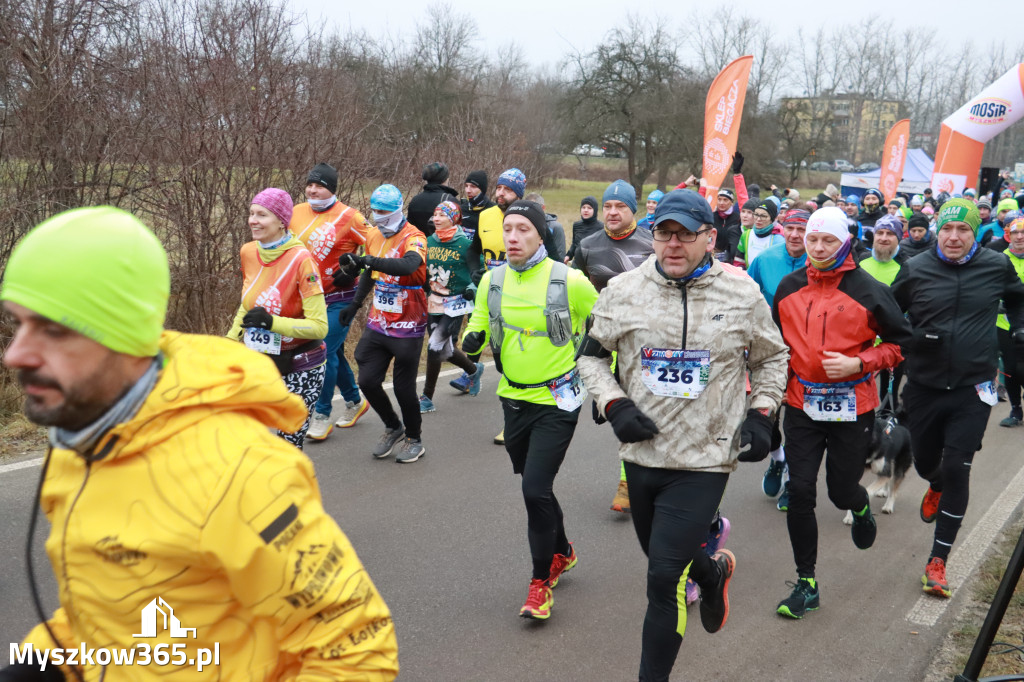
[805,207,851,247]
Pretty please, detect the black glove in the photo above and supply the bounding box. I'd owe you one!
[592,399,607,425]
[606,398,659,443]
[1013,328,1024,352]
[462,285,477,302]
[241,307,274,330]
[462,330,485,355]
[339,253,366,274]
[470,268,485,286]
[332,268,356,289]
[338,303,359,328]
[737,408,773,462]
[731,151,744,174]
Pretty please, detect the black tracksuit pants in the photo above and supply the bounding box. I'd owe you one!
[355,328,424,440]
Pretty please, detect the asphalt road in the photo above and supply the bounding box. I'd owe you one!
[1,367,1022,681]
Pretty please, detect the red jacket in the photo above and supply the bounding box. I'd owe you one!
[772,255,912,414]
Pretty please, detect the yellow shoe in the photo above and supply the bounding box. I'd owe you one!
[610,479,631,513]
[494,428,504,445]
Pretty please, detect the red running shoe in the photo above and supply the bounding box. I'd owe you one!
[519,579,553,620]
[920,487,942,524]
[922,557,951,598]
[549,544,578,589]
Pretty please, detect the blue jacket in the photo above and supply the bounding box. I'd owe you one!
[976,220,1002,245]
[747,243,807,308]
[637,214,656,230]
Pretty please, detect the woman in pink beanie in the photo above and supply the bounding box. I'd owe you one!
[226,187,329,448]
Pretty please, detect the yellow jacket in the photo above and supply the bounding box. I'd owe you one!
[23,332,398,681]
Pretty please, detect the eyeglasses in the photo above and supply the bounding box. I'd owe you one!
[652,227,712,243]
[753,212,772,220]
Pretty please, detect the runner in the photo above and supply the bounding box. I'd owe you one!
[338,184,429,463]
[773,207,912,619]
[227,188,328,449]
[459,169,494,240]
[747,209,811,510]
[407,161,458,237]
[576,189,789,681]
[290,163,371,441]
[891,199,1024,597]
[420,200,486,413]
[636,189,665,230]
[0,207,398,681]
[899,213,935,258]
[566,196,604,263]
[997,217,1024,427]
[859,214,910,412]
[461,200,598,620]
[573,179,655,515]
[736,199,783,269]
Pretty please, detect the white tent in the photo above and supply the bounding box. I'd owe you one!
[840,149,935,196]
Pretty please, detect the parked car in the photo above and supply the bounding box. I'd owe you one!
[856,162,880,172]
[809,161,832,171]
[833,159,855,172]
[572,144,605,157]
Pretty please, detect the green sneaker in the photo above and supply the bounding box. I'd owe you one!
[777,578,820,619]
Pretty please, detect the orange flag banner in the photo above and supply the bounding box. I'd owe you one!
[702,55,753,205]
[878,119,910,203]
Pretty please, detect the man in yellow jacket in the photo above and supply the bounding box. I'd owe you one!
[0,207,398,681]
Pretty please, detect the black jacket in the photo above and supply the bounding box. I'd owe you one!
[459,194,495,239]
[407,183,459,237]
[713,209,741,263]
[568,217,603,261]
[899,232,935,259]
[891,247,1024,390]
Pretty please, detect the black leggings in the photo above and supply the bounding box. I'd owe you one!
[999,327,1023,408]
[903,382,992,561]
[624,463,729,682]
[502,398,579,580]
[354,328,424,440]
[423,314,476,399]
[783,407,873,578]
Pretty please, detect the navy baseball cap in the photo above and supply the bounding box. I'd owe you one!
[652,189,716,231]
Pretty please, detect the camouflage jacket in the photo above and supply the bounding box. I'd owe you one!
[577,255,789,472]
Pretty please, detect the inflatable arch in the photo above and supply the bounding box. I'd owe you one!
[931,63,1024,195]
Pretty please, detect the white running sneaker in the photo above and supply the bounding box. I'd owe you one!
[307,413,333,441]
[335,398,369,428]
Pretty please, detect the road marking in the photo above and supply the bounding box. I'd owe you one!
[906,461,1024,627]
[1,361,497,475]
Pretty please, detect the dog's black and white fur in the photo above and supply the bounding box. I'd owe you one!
[843,407,914,524]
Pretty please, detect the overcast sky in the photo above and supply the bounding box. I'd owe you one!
[295,0,1023,71]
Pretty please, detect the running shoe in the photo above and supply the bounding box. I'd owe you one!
[762,460,785,497]
[395,438,425,463]
[549,544,577,588]
[706,515,731,555]
[777,578,820,619]
[920,486,942,523]
[610,480,630,513]
[851,505,877,549]
[776,482,790,512]
[468,362,486,397]
[519,579,553,620]
[307,412,333,441]
[449,372,472,394]
[335,398,369,428]
[419,394,436,413]
[922,557,952,598]
[494,429,505,445]
[999,406,1023,427]
[699,549,735,633]
[372,427,404,459]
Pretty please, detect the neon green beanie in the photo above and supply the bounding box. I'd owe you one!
[935,198,981,235]
[0,206,169,356]
[998,198,1019,214]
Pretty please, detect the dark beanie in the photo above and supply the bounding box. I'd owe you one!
[757,199,779,222]
[465,170,488,194]
[307,163,338,194]
[505,200,548,238]
[908,213,930,230]
[422,161,449,184]
[581,196,598,211]
[742,198,759,211]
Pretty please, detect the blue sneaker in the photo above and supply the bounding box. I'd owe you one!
[763,460,785,497]
[777,481,790,512]
[449,372,471,394]
[419,394,435,413]
[468,362,485,397]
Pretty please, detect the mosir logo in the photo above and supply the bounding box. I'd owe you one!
[134,597,196,639]
[967,98,1011,125]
